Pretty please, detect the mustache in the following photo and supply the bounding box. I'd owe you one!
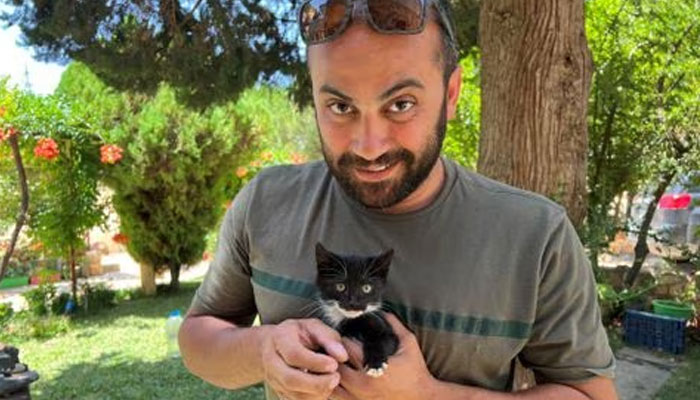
[337,148,415,169]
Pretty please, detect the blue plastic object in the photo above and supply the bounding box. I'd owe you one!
[64,299,76,314]
[623,310,686,354]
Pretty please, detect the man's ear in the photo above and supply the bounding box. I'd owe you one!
[446,65,462,121]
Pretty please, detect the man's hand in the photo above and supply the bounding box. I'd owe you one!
[332,313,437,400]
[261,318,349,400]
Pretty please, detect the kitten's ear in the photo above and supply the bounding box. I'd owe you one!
[372,249,394,279]
[315,242,335,267]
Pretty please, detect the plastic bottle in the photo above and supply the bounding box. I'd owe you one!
[165,310,184,358]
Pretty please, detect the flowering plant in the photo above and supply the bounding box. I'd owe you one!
[100,144,123,164]
[34,138,60,160]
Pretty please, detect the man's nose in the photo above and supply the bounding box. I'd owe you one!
[350,113,391,162]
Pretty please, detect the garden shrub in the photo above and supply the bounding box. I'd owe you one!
[80,282,116,314]
[26,314,70,339]
[22,283,57,317]
[0,311,71,341]
[0,302,13,326]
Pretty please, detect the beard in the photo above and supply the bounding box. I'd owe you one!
[321,98,448,209]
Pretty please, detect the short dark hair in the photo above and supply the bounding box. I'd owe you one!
[432,0,460,85]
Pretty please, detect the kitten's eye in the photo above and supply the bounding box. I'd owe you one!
[335,283,346,292]
[361,284,372,294]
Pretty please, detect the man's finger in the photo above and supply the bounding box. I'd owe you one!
[268,353,340,395]
[338,362,365,391]
[303,319,349,363]
[341,337,363,370]
[330,385,359,400]
[275,336,339,373]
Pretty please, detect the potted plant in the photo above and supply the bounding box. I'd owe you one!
[29,266,61,285]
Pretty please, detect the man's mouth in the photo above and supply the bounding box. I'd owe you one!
[354,162,399,182]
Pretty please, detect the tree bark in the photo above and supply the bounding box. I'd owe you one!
[70,245,78,301]
[0,135,29,282]
[478,0,593,228]
[140,263,157,296]
[169,262,181,292]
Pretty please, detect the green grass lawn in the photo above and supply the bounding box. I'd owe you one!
[3,281,264,399]
[654,342,700,400]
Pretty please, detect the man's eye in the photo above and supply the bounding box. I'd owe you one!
[329,102,354,115]
[388,100,415,113]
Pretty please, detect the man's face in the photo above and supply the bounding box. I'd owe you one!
[308,19,461,209]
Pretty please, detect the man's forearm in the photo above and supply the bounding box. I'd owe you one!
[179,315,271,390]
[429,376,617,400]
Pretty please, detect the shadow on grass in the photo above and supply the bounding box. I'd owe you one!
[32,352,264,400]
[72,280,204,327]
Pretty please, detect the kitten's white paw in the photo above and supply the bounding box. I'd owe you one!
[365,363,388,378]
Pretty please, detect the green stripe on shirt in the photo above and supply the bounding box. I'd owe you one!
[251,268,531,339]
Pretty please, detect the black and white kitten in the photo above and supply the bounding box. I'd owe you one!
[314,243,399,378]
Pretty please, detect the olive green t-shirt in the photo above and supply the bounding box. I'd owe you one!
[188,158,615,398]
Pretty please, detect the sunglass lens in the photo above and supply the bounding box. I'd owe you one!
[300,0,349,43]
[367,0,423,32]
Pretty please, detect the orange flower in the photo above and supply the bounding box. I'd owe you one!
[112,233,129,245]
[261,151,274,161]
[202,251,212,261]
[236,166,249,178]
[100,144,124,164]
[34,138,60,160]
[0,106,6,119]
[249,160,262,168]
[28,241,44,252]
[290,152,307,165]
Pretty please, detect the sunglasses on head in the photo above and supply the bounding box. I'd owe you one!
[298,0,457,46]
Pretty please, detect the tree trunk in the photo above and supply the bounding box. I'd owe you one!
[625,171,675,288]
[169,263,181,292]
[140,263,157,296]
[69,245,78,301]
[612,194,623,227]
[0,135,30,282]
[478,0,593,228]
[625,191,635,226]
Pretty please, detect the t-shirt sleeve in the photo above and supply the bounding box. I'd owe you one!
[186,183,257,327]
[519,212,616,383]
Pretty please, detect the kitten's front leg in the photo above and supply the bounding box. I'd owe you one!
[362,331,399,378]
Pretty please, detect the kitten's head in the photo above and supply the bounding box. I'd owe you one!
[315,242,394,325]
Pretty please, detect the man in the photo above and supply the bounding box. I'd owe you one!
[179,1,617,399]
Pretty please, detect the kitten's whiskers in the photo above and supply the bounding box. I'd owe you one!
[299,301,325,318]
